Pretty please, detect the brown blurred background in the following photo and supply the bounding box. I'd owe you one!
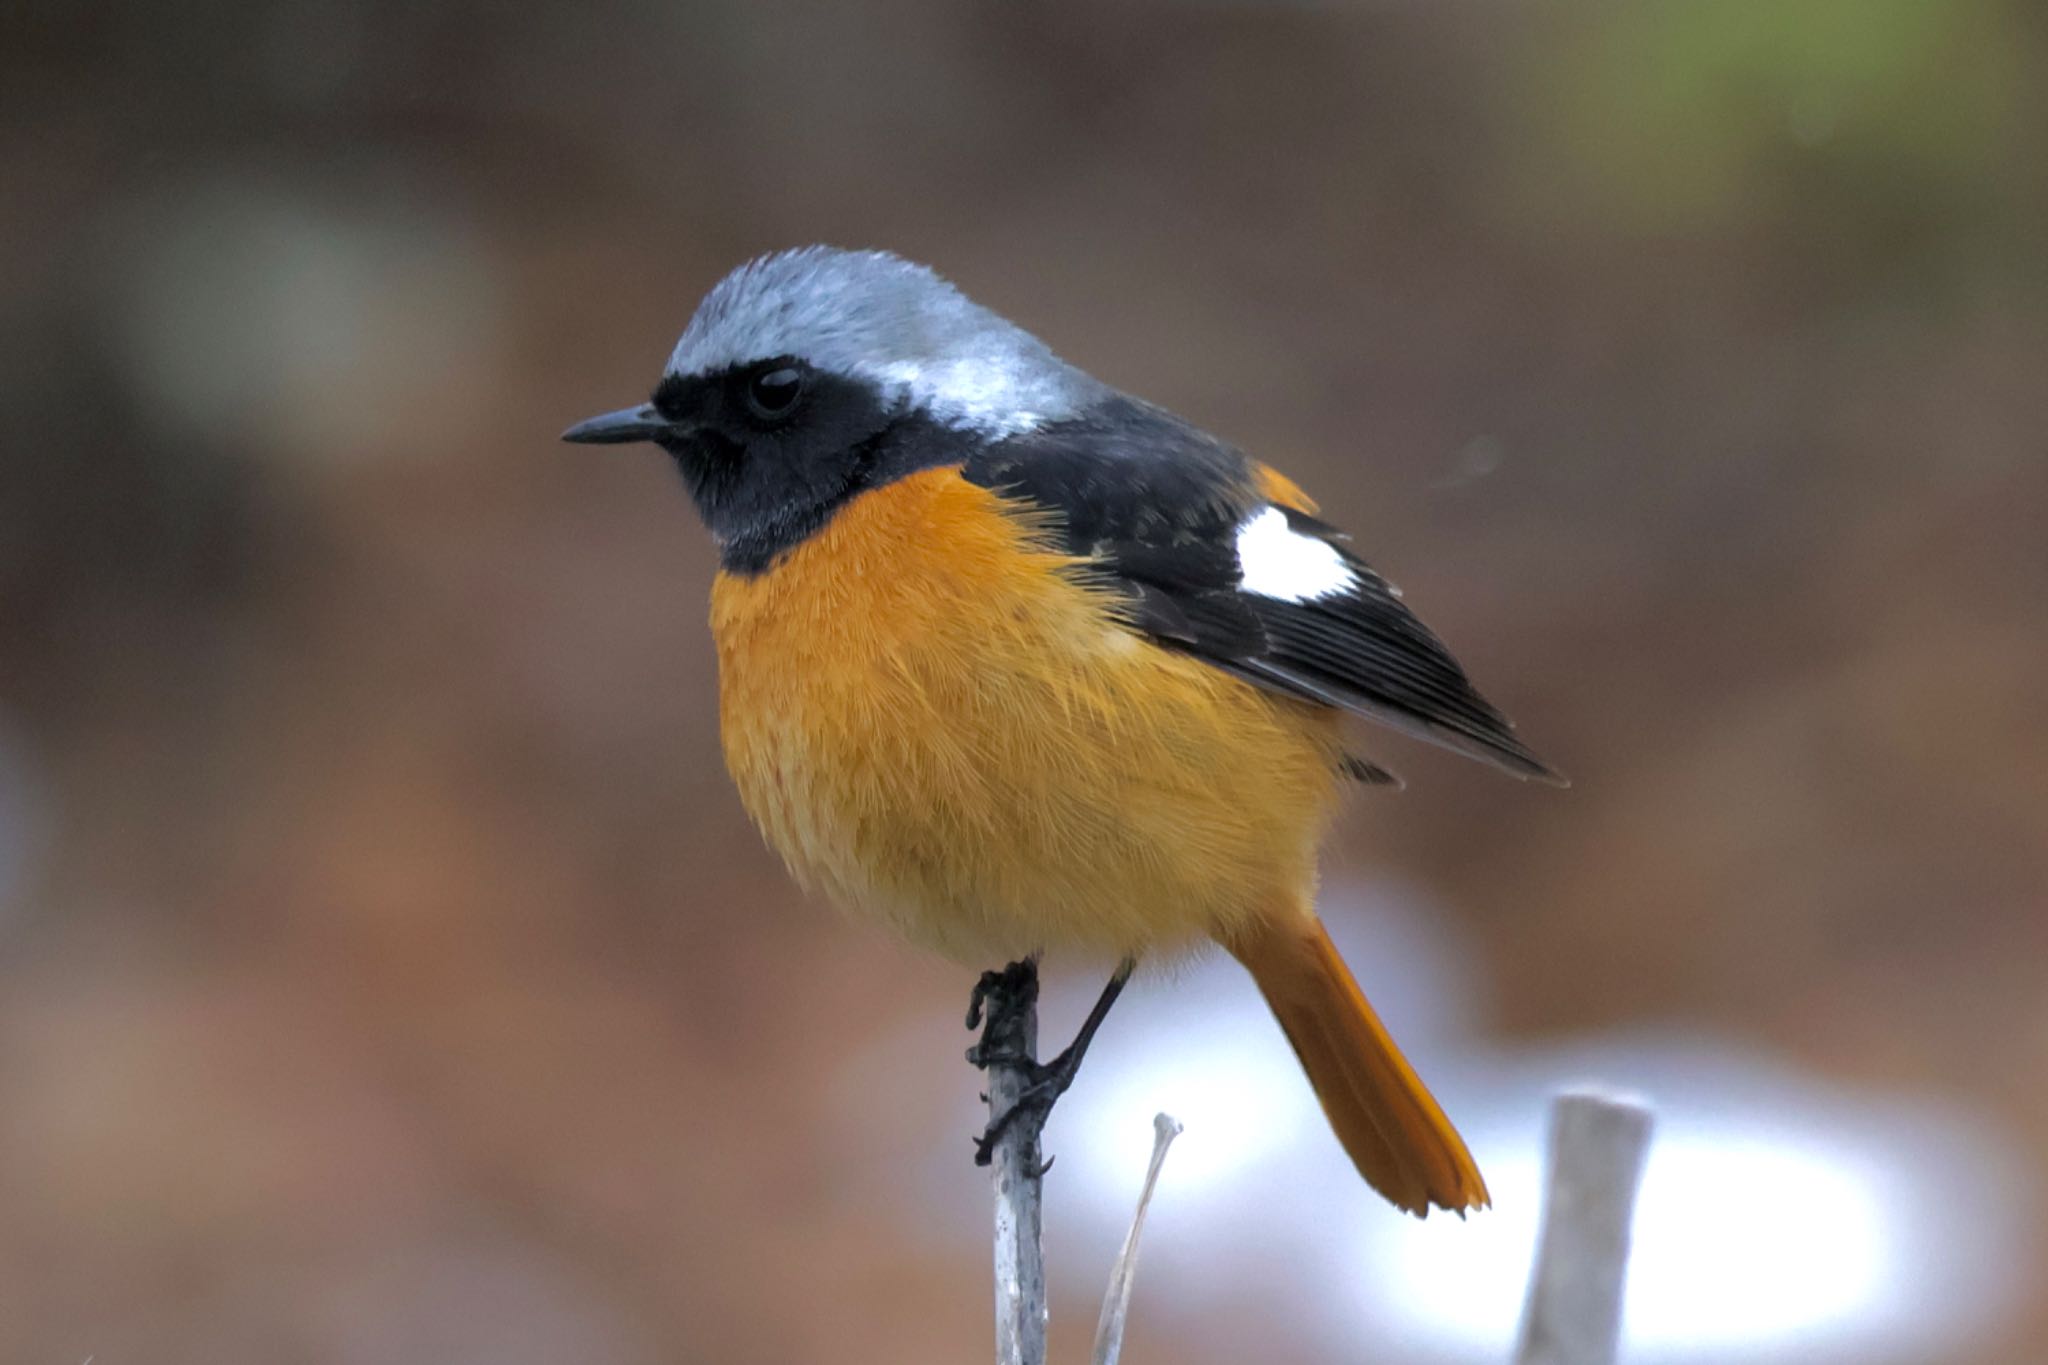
[4,1,2046,1361]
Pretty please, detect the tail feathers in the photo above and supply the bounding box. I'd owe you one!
[1226,915,1488,1216]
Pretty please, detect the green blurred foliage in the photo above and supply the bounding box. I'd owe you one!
[1524,0,2034,270]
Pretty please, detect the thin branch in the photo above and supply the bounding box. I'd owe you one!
[1092,1112,1184,1365]
[969,961,1049,1365]
[1515,1089,1655,1365]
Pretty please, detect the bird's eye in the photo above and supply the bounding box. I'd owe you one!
[744,365,807,421]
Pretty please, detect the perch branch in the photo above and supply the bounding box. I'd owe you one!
[968,960,1050,1365]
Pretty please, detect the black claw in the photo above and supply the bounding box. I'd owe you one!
[965,967,1008,1030]
[970,1053,1090,1166]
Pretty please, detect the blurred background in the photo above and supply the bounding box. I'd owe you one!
[4,1,2046,1361]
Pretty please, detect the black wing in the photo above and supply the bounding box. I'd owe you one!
[962,396,1563,784]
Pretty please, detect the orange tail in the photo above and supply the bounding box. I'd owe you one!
[1226,914,1489,1216]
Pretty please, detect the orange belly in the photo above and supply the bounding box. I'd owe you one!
[708,468,1346,964]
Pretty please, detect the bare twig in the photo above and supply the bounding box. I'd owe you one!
[1515,1090,1655,1365]
[969,961,1049,1365]
[1092,1112,1184,1365]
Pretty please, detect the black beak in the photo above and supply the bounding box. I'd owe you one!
[561,403,674,445]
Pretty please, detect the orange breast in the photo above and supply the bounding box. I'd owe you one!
[709,468,1346,964]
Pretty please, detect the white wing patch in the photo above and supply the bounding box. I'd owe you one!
[1234,506,1354,602]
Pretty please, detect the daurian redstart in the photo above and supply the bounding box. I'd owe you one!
[567,247,1560,1216]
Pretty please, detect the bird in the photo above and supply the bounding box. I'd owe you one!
[565,246,1561,1217]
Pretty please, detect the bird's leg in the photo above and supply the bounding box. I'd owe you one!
[969,957,1135,1167]
[1034,957,1134,1096]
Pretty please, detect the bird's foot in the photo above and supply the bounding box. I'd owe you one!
[967,958,1134,1168]
[971,1048,1086,1166]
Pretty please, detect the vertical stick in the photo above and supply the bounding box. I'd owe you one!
[973,961,1049,1365]
[1515,1090,1655,1365]
[1091,1112,1184,1365]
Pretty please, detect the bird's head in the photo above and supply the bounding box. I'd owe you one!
[564,246,1101,571]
